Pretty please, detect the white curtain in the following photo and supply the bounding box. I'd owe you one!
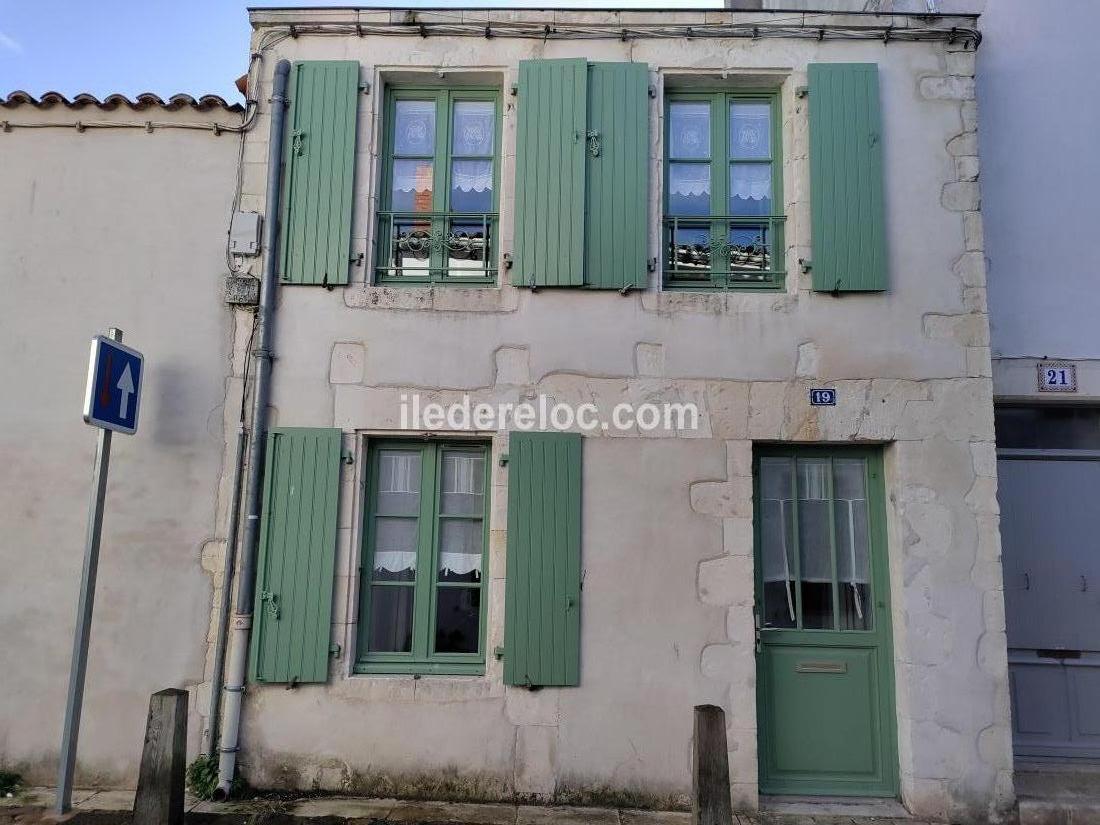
[439,552,482,577]
[668,164,770,200]
[391,161,433,196]
[391,162,492,194]
[443,455,483,493]
[451,161,492,193]
[668,164,710,197]
[730,165,771,201]
[373,551,416,575]
[381,453,417,493]
[372,551,481,577]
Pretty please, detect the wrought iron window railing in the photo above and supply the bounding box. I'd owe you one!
[663,215,786,289]
[376,211,498,285]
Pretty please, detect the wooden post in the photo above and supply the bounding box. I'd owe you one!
[692,704,733,825]
[133,688,188,825]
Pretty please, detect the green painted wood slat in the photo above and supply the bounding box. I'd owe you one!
[504,432,582,687]
[584,62,649,290]
[249,428,342,684]
[513,59,587,287]
[808,63,887,292]
[278,61,359,286]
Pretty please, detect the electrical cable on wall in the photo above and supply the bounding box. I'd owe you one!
[226,51,264,275]
[253,15,981,52]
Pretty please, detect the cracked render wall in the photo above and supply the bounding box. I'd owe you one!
[201,10,1011,823]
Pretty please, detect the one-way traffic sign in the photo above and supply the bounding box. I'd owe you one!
[82,335,144,434]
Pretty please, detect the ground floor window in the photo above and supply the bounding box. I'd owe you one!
[356,440,489,674]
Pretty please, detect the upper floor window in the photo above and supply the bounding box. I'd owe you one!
[663,90,785,290]
[376,88,500,285]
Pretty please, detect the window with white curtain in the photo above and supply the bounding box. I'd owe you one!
[377,88,500,286]
[664,90,785,290]
[358,441,489,674]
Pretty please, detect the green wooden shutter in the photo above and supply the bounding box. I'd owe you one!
[808,63,887,292]
[504,432,582,687]
[279,61,359,286]
[584,62,650,290]
[249,428,342,684]
[513,59,588,287]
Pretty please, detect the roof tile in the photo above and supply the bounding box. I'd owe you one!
[1,90,244,113]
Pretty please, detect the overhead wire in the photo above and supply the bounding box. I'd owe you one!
[226,51,264,275]
[252,15,980,52]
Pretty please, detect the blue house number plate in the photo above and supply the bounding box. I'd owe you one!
[809,388,837,406]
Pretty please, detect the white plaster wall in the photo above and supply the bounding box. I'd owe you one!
[0,106,239,785]
[218,9,1010,822]
[980,0,1100,364]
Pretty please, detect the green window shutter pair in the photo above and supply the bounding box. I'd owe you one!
[514,59,649,290]
[279,61,359,286]
[249,428,342,684]
[504,432,583,687]
[808,63,888,292]
[248,428,585,687]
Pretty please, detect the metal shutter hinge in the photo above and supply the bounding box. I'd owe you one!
[799,258,812,273]
[499,454,508,467]
[503,252,513,270]
[259,590,280,620]
[359,82,371,95]
[330,643,342,660]
[648,85,656,98]
[493,646,505,660]
[586,130,601,157]
[510,84,518,96]
[796,86,809,99]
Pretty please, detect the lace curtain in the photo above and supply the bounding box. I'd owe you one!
[667,164,770,200]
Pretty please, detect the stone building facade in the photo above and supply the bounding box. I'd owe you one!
[195,7,1011,822]
[0,6,1014,823]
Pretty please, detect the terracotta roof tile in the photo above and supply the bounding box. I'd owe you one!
[1,90,244,113]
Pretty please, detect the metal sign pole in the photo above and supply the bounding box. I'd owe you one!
[57,327,121,814]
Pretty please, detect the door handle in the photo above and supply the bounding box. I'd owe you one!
[1024,572,1031,591]
[1082,576,1088,592]
[753,608,761,654]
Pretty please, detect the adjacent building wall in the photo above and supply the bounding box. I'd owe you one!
[0,102,239,786]
[215,9,1012,822]
[979,0,1100,397]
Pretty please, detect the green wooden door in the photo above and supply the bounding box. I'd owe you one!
[754,447,898,797]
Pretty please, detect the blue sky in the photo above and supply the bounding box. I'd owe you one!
[0,1,718,102]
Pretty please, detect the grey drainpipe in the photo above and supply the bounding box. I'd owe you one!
[204,422,245,755]
[214,58,291,799]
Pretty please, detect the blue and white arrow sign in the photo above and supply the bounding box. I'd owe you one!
[82,335,144,434]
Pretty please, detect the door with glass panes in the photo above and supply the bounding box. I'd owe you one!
[755,447,898,797]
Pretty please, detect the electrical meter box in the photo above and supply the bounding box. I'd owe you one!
[229,211,262,256]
